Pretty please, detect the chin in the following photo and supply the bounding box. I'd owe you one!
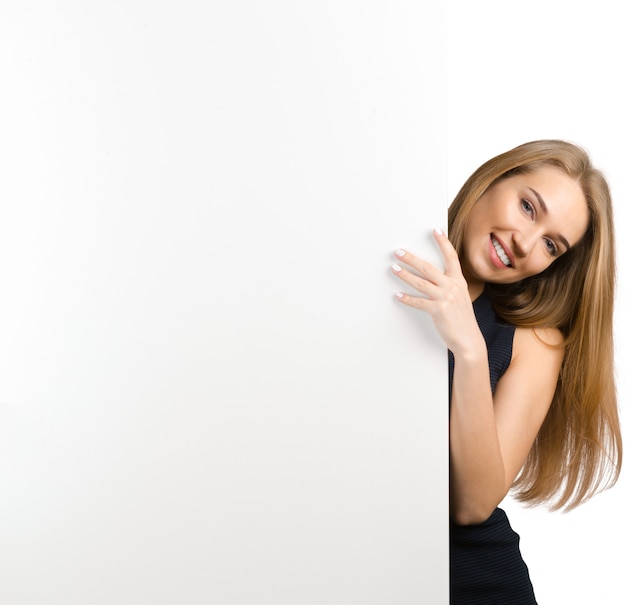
[489,273,520,284]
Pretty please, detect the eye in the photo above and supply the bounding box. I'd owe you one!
[544,238,558,257]
[521,199,535,217]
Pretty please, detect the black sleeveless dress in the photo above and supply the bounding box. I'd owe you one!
[448,288,538,605]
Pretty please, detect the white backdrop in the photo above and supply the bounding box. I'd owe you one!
[0,2,448,604]
[4,3,619,603]
[448,1,626,603]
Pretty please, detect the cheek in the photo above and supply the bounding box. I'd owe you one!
[527,253,554,275]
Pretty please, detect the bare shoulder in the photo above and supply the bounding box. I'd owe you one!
[512,325,564,359]
[492,325,565,490]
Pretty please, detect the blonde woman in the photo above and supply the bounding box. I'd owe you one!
[392,140,622,604]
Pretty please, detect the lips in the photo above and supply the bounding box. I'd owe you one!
[491,235,513,267]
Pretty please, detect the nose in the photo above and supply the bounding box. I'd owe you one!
[512,229,540,257]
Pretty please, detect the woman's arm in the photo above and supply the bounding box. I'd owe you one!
[449,327,562,524]
[393,230,563,525]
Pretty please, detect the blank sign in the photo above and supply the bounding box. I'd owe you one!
[0,3,448,604]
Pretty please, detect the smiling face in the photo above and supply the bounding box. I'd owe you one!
[461,165,590,299]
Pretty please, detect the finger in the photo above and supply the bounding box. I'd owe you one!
[394,291,437,312]
[432,229,464,278]
[390,262,439,299]
[394,248,446,286]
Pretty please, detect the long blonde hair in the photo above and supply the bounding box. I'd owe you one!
[449,139,622,511]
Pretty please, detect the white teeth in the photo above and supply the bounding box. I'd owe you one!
[491,237,512,266]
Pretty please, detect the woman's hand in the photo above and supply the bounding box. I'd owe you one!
[392,229,483,357]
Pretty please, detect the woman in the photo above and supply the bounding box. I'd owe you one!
[392,140,622,604]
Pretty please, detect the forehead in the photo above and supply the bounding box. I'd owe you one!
[502,165,580,196]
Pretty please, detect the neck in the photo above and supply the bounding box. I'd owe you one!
[468,281,485,301]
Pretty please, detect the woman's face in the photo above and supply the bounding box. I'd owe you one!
[461,165,589,295]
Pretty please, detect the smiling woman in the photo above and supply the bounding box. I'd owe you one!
[392,140,622,604]
[461,166,589,297]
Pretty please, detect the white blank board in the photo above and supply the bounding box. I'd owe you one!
[0,2,448,603]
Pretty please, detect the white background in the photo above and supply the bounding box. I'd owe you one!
[448,1,626,603]
[2,2,624,604]
[0,2,448,604]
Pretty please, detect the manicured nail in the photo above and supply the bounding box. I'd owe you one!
[391,263,402,272]
[434,228,444,236]
[395,292,404,299]
[395,249,406,257]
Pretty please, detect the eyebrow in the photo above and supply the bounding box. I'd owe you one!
[529,187,572,251]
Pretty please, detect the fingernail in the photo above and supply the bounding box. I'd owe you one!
[434,228,444,236]
[395,292,404,299]
[391,263,402,272]
[395,249,406,257]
